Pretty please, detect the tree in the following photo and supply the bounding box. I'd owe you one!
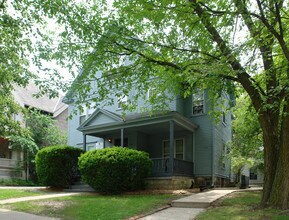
[229,91,264,184]
[25,109,67,182]
[0,0,67,138]
[31,0,289,209]
[26,109,67,148]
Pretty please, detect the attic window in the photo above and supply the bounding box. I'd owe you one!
[192,90,204,115]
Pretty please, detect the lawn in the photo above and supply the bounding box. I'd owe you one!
[0,193,178,220]
[0,189,44,200]
[196,191,289,220]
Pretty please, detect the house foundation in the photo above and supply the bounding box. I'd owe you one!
[146,176,194,190]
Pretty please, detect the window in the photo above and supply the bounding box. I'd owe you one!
[79,115,86,125]
[146,88,161,100]
[250,167,258,180]
[162,139,184,160]
[79,104,95,125]
[192,90,204,115]
[117,95,128,109]
[79,105,87,125]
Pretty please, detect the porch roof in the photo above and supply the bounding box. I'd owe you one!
[78,109,198,136]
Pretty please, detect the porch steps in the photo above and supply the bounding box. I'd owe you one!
[64,182,95,192]
[171,189,235,208]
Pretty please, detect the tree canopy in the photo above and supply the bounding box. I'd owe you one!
[0,0,67,137]
[229,91,263,183]
[6,0,289,209]
[26,109,67,148]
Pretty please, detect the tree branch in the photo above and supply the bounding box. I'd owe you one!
[128,36,220,60]
[190,0,264,111]
[114,42,183,70]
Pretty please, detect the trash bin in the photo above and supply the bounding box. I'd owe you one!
[240,175,249,189]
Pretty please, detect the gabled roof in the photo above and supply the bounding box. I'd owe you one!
[78,108,123,129]
[13,82,68,117]
[78,110,198,135]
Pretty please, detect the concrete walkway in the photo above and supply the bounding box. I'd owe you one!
[138,189,237,220]
[0,208,60,220]
[0,187,262,220]
[0,188,80,220]
[0,192,80,204]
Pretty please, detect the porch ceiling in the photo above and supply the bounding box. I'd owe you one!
[79,111,198,137]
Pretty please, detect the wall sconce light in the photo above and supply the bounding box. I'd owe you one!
[107,138,112,143]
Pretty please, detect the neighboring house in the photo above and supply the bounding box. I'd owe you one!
[64,75,234,189]
[0,83,68,179]
[249,166,264,185]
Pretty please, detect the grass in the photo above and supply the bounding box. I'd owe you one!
[0,189,44,200]
[196,191,289,220]
[0,193,177,220]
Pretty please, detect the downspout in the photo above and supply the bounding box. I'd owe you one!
[169,120,174,176]
[211,124,215,187]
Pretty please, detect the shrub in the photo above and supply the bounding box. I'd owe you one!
[78,147,152,194]
[35,146,83,188]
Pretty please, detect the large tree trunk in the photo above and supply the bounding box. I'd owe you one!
[260,109,289,209]
[267,102,289,209]
[259,114,279,206]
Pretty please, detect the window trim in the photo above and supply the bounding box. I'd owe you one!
[79,104,94,125]
[192,90,205,115]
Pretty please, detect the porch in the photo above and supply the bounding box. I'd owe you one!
[79,110,198,179]
[0,158,24,178]
[0,138,24,178]
[150,158,194,177]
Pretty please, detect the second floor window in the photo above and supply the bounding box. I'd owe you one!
[192,90,205,115]
[79,104,94,125]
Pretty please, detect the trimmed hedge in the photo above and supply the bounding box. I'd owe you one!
[35,146,83,188]
[78,147,152,194]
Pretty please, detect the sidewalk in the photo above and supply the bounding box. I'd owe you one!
[0,188,80,220]
[0,192,80,205]
[0,208,60,220]
[0,187,262,220]
[138,189,237,220]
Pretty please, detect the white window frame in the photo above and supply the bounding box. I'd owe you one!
[192,90,205,115]
[79,104,95,125]
[146,88,161,100]
[162,138,185,160]
[79,105,87,125]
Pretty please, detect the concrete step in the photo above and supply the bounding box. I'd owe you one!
[171,189,235,208]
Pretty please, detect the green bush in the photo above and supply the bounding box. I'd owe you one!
[78,147,152,194]
[35,146,83,188]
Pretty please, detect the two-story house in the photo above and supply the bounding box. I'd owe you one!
[64,73,233,189]
[0,83,68,179]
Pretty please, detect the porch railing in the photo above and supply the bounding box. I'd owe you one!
[150,158,194,177]
[0,158,23,169]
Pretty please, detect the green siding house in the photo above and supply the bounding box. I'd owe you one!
[64,81,233,189]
